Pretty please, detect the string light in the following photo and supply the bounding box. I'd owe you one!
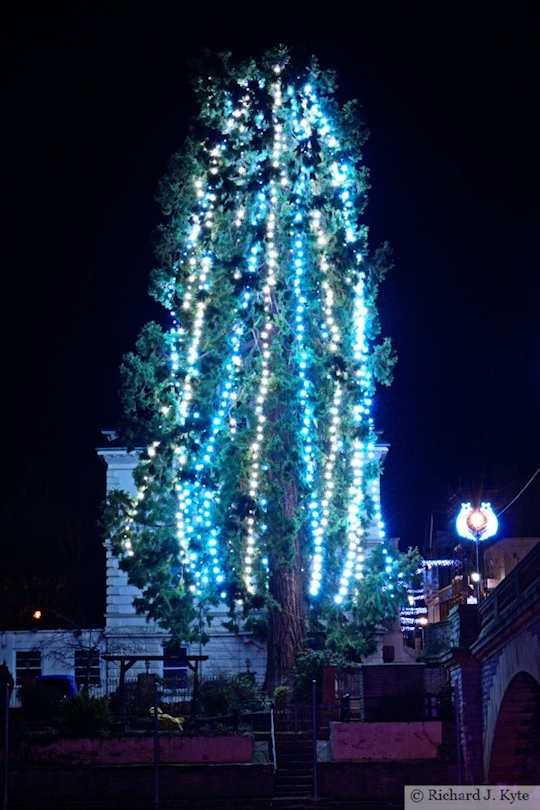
[118,55,392,610]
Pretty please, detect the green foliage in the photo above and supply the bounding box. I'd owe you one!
[371,337,398,386]
[293,649,325,702]
[272,684,291,706]
[19,683,63,722]
[292,648,356,702]
[199,673,259,715]
[294,546,421,682]
[0,661,14,695]
[19,683,113,735]
[117,322,174,449]
[103,45,403,684]
[324,545,423,662]
[61,692,114,735]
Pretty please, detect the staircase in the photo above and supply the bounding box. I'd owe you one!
[273,731,315,802]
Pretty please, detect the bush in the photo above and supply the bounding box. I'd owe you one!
[293,650,328,702]
[19,684,63,722]
[272,685,291,707]
[109,675,160,720]
[61,692,114,735]
[199,673,259,716]
[0,662,14,716]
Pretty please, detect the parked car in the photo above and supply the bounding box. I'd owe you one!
[34,675,78,700]
[20,674,78,717]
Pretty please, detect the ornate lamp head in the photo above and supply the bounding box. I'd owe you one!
[456,502,498,542]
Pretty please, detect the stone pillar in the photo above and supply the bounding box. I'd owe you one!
[451,659,483,784]
[322,665,337,703]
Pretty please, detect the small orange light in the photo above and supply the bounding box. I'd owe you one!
[32,610,42,620]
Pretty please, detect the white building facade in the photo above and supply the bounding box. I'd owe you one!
[2,438,398,704]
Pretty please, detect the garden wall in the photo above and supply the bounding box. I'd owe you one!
[8,763,274,804]
[318,760,457,801]
[330,720,442,760]
[18,734,253,764]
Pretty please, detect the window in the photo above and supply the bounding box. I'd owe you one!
[74,650,101,689]
[16,650,41,686]
[162,645,188,688]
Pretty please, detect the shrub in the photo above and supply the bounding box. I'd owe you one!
[19,684,63,723]
[272,685,291,707]
[61,692,114,735]
[200,673,258,715]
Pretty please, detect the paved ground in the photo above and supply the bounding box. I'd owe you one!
[5,799,404,810]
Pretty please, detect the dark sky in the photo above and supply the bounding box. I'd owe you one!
[4,18,539,621]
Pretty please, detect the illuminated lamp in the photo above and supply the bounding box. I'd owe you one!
[456,502,498,602]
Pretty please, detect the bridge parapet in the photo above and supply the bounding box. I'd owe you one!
[474,540,540,655]
[423,541,540,783]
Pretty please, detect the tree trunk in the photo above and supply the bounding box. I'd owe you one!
[262,379,308,693]
[264,554,307,694]
[263,456,307,694]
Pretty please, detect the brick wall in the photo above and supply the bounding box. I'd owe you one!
[318,760,457,800]
[359,664,426,720]
[330,721,442,760]
[9,763,274,803]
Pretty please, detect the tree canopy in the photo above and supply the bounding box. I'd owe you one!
[103,46,419,689]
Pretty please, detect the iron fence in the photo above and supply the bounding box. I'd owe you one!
[272,701,341,733]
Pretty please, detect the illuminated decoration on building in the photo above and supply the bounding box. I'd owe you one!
[107,48,406,653]
[399,558,460,630]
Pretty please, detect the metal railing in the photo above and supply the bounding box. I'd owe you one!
[270,706,277,773]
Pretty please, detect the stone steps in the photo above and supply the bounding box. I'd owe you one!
[274,732,315,800]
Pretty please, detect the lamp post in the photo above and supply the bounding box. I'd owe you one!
[470,571,481,603]
[418,616,428,649]
[456,502,498,603]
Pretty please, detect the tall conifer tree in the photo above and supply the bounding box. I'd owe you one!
[105,47,418,691]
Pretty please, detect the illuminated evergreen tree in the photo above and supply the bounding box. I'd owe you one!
[104,47,419,691]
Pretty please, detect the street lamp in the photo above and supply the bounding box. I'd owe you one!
[418,616,428,649]
[456,502,498,603]
[31,609,42,632]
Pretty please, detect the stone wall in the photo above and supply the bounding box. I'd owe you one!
[318,760,457,801]
[330,721,443,761]
[358,663,426,721]
[18,734,254,765]
[9,763,274,804]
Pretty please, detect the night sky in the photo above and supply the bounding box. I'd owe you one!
[4,18,539,625]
